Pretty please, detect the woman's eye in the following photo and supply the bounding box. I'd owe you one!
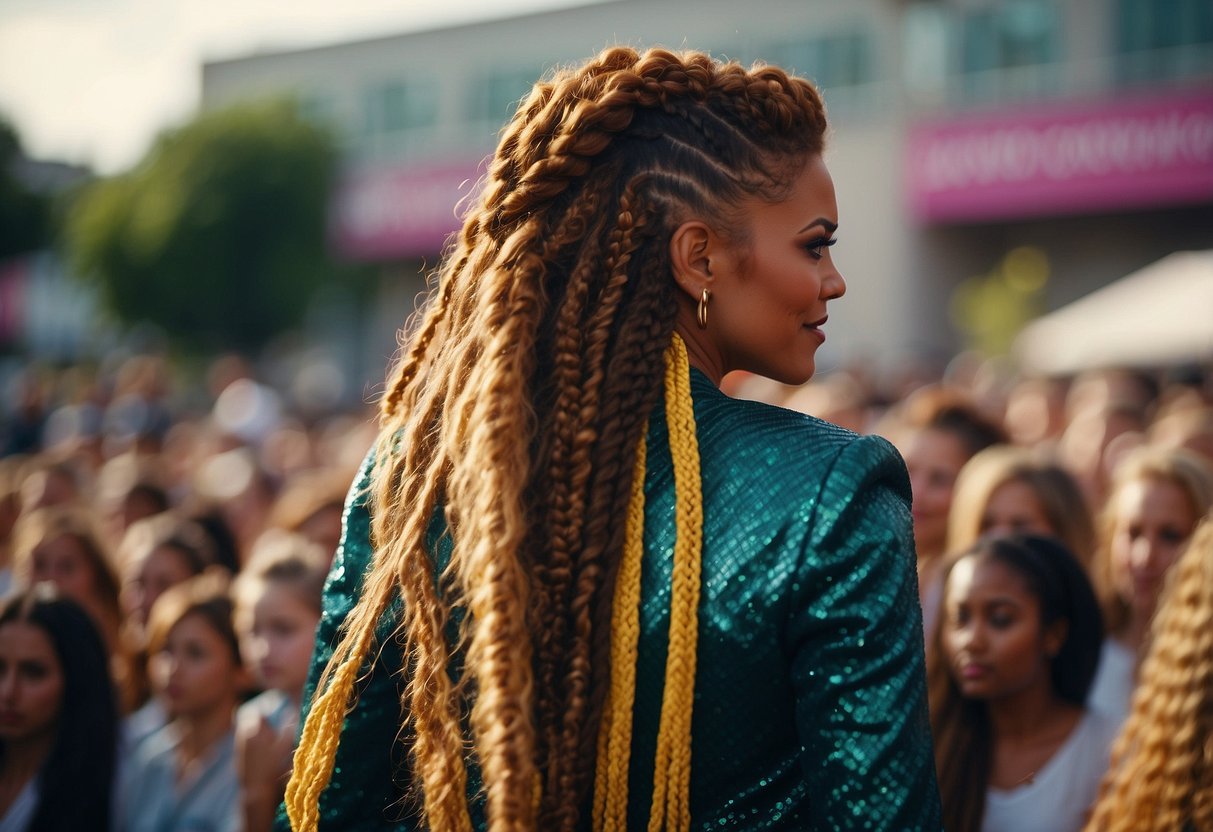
[990,613,1015,628]
[1159,528,1186,544]
[804,238,836,260]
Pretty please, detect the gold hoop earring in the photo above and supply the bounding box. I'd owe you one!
[697,288,711,329]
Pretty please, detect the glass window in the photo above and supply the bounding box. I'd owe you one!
[296,92,336,127]
[960,0,1058,74]
[1115,0,1213,83]
[469,68,543,124]
[902,0,1061,103]
[363,78,440,136]
[766,29,874,91]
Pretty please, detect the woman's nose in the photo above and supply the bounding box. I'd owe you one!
[823,266,846,301]
[1130,537,1157,572]
[958,623,986,652]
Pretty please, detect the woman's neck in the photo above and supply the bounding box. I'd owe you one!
[987,684,1075,744]
[175,700,235,766]
[0,731,56,786]
[674,323,724,387]
[1120,612,1151,654]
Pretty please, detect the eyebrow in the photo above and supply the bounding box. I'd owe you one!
[798,217,838,234]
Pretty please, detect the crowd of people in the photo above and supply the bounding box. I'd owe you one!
[0,344,1209,830]
[734,359,1213,830]
[0,351,374,831]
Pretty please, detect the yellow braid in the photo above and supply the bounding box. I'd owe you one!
[594,434,648,832]
[291,335,703,832]
[285,618,382,831]
[594,334,703,832]
[650,334,703,832]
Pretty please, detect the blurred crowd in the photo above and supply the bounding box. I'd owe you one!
[731,356,1213,831]
[1,348,1212,830]
[0,350,375,831]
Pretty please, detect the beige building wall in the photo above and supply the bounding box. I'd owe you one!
[202,0,1213,385]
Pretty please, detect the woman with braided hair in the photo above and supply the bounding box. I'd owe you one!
[1083,510,1213,832]
[281,46,941,831]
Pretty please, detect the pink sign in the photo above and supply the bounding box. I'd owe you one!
[906,91,1213,223]
[330,159,487,260]
[0,258,27,343]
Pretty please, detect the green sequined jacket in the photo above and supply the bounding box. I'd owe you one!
[280,369,943,830]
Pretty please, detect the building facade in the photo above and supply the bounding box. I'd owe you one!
[202,0,1213,386]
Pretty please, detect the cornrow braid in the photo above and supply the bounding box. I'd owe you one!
[285,45,828,832]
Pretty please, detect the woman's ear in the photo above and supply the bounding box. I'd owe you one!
[669,220,714,302]
[1043,619,1068,659]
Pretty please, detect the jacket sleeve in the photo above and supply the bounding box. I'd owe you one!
[275,448,415,831]
[785,434,943,831]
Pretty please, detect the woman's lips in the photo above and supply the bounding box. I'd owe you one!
[803,316,827,342]
[958,663,992,680]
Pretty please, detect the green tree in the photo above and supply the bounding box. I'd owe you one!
[64,98,338,353]
[0,118,52,258]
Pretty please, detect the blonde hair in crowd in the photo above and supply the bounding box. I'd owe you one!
[1091,446,1213,636]
[285,46,828,832]
[1084,510,1213,831]
[946,445,1095,565]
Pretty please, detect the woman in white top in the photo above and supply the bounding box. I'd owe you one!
[928,533,1111,832]
[1087,447,1213,721]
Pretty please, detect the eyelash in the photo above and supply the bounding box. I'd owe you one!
[805,238,837,260]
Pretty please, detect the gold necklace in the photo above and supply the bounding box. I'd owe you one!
[1012,769,1037,788]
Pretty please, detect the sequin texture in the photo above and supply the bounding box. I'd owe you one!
[277,368,943,830]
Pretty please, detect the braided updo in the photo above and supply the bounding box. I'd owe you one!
[287,46,828,832]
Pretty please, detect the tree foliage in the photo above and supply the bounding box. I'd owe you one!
[64,99,338,353]
[0,118,52,259]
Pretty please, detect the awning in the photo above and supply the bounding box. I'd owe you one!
[1013,249,1213,376]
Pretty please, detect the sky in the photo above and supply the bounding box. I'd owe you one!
[0,0,602,175]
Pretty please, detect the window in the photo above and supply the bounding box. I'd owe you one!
[468,68,544,126]
[767,30,874,91]
[363,78,439,136]
[1115,0,1213,83]
[960,0,1058,74]
[296,92,336,128]
[902,0,1062,104]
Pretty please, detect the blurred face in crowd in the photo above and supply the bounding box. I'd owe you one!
[31,533,97,607]
[120,489,166,537]
[297,505,344,563]
[0,621,64,745]
[941,554,1063,703]
[1109,476,1199,620]
[19,470,77,514]
[979,479,1054,540]
[123,544,197,633]
[236,583,319,700]
[151,613,244,720]
[904,428,971,558]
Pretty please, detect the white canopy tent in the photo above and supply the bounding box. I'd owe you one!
[1013,249,1213,376]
